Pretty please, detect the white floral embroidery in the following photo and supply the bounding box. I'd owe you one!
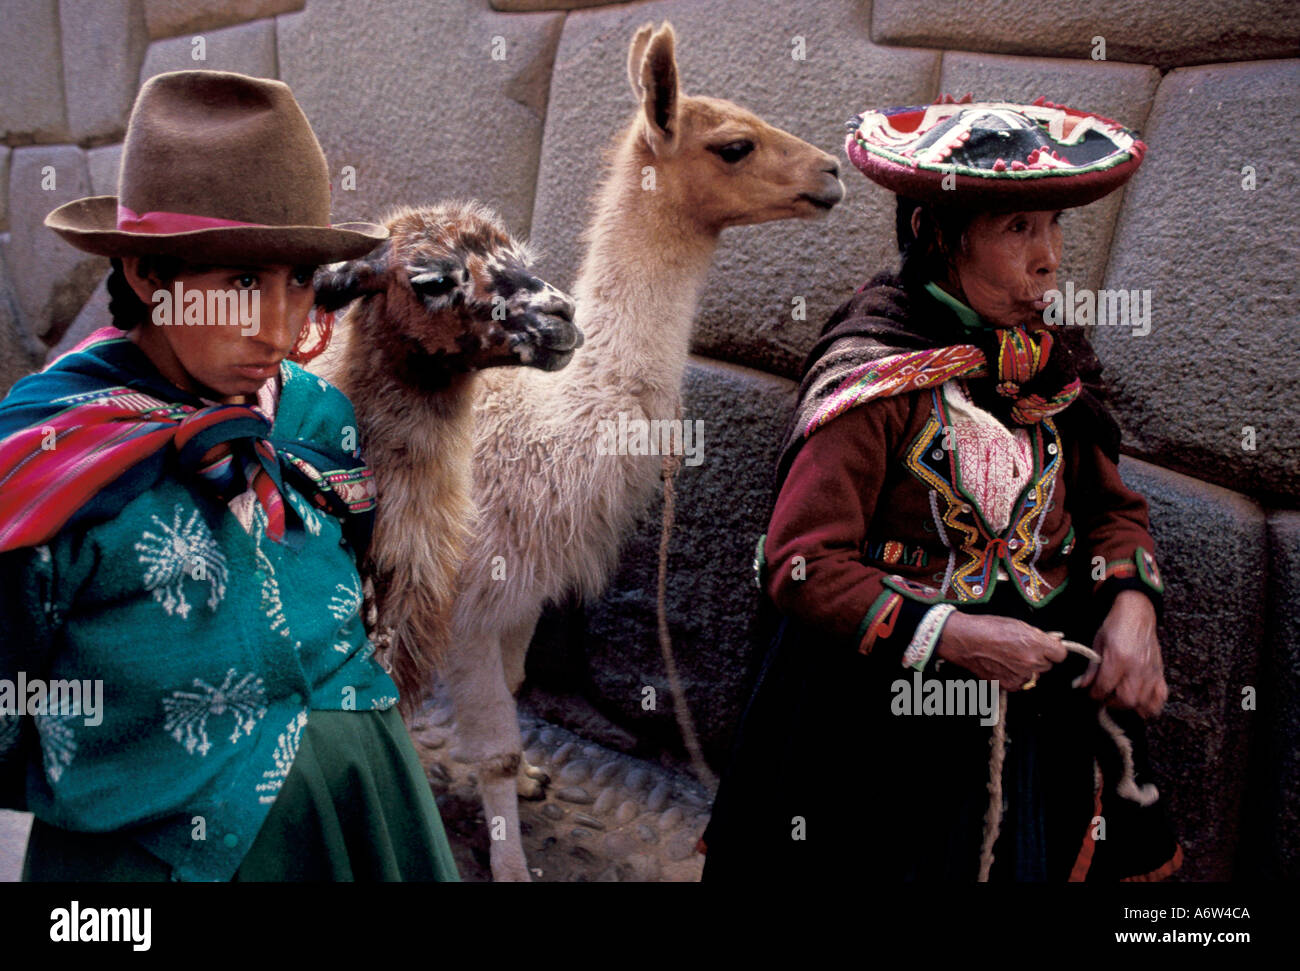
[288,492,323,536]
[35,705,78,784]
[135,503,228,619]
[162,668,267,756]
[254,524,291,640]
[328,575,363,631]
[369,695,398,710]
[256,710,308,804]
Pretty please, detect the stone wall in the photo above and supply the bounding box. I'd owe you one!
[2,0,1297,881]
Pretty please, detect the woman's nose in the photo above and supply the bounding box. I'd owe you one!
[1032,233,1062,275]
[253,283,297,352]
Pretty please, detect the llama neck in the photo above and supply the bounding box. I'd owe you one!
[565,145,718,415]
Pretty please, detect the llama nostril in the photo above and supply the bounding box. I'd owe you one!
[824,160,840,178]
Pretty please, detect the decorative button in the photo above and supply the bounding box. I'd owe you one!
[960,504,971,513]
[1008,539,1021,551]
[932,572,946,583]
[223,833,239,848]
[1047,443,1058,455]
[971,584,984,595]
[931,449,945,460]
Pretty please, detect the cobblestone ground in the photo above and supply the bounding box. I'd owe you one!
[409,703,712,883]
[0,710,714,884]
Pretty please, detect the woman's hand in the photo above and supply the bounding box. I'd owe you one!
[1078,590,1167,718]
[934,611,1068,689]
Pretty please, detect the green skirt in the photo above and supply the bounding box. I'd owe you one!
[22,707,460,882]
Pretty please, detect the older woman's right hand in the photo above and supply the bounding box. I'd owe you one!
[934,611,1068,689]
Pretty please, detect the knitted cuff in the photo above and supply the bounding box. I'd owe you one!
[903,603,957,670]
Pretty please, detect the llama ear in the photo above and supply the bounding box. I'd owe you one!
[626,24,654,95]
[634,23,679,156]
[313,241,390,312]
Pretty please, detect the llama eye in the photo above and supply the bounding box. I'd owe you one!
[410,271,457,297]
[710,140,754,164]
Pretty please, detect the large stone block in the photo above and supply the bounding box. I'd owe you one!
[1096,60,1300,502]
[45,272,111,365]
[0,242,44,395]
[277,0,563,238]
[1235,511,1300,879]
[0,0,68,143]
[1118,458,1266,880]
[8,147,107,345]
[140,17,277,84]
[873,0,1300,70]
[529,0,938,381]
[937,52,1160,293]
[87,144,123,197]
[490,1,619,10]
[144,0,303,39]
[0,149,9,231]
[525,356,795,766]
[60,0,149,143]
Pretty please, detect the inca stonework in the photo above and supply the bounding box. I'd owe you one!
[0,0,1296,883]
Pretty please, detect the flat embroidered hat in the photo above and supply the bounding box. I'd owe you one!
[45,70,387,263]
[844,96,1146,209]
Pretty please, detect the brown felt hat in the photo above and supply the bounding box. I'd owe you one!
[45,70,387,263]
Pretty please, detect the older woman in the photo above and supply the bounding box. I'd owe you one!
[702,100,1180,882]
[0,71,458,881]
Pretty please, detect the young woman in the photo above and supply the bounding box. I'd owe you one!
[702,100,1181,882]
[0,70,458,881]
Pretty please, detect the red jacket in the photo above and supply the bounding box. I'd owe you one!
[762,382,1165,658]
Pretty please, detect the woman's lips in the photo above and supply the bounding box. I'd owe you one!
[234,362,279,379]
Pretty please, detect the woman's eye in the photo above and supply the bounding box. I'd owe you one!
[710,140,755,164]
[292,267,317,286]
[233,274,258,289]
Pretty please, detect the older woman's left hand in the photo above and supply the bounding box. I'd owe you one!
[1078,590,1167,718]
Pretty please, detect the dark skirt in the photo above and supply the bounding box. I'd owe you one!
[22,707,460,882]
[701,583,1181,882]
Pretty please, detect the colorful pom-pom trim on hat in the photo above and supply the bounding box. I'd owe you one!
[844,95,1146,209]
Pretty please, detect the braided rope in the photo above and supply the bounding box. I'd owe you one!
[977,633,1101,882]
[657,450,717,792]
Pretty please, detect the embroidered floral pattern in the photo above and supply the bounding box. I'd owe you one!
[328,575,363,630]
[256,710,308,804]
[35,706,78,784]
[135,503,228,619]
[162,668,267,756]
[900,388,1062,604]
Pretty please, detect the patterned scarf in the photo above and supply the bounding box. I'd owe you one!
[0,326,376,555]
[776,271,1115,493]
[804,326,1082,438]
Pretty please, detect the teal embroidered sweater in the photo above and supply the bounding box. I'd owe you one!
[0,360,399,881]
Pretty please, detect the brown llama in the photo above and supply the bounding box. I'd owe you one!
[308,201,580,713]
[440,22,845,881]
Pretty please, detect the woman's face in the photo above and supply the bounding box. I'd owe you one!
[123,259,317,403]
[948,210,1063,330]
